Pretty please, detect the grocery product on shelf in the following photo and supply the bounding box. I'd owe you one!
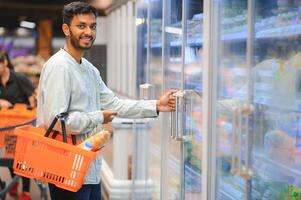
[264,130,296,164]
[12,54,44,76]
[288,186,301,200]
[11,54,45,86]
[253,57,299,110]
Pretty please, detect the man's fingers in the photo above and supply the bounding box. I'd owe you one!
[109,112,118,120]
[169,98,176,103]
[166,89,178,96]
[168,104,175,109]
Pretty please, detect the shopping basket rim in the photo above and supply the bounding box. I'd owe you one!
[14,125,98,158]
[0,118,36,131]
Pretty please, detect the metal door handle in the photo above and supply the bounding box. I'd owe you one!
[171,109,176,139]
[238,105,254,180]
[237,108,242,174]
[231,108,238,174]
[170,90,187,141]
[230,105,253,179]
[170,90,196,142]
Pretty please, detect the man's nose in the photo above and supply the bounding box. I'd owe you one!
[84,27,93,35]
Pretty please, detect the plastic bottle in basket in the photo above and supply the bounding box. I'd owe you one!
[77,130,110,151]
[82,141,93,151]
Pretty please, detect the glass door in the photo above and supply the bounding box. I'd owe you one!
[212,0,301,199]
[135,0,203,199]
[182,0,203,199]
[251,0,301,199]
[213,0,250,199]
[162,0,203,199]
[162,0,183,198]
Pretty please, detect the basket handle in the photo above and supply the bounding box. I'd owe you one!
[44,112,77,145]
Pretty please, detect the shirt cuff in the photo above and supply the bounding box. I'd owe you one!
[142,100,158,117]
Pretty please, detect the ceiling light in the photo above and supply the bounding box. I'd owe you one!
[0,27,6,36]
[15,28,30,36]
[136,18,145,26]
[20,21,36,29]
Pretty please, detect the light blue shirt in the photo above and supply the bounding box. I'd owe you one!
[37,49,157,184]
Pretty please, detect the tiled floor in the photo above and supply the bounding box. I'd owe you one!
[0,167,50,200]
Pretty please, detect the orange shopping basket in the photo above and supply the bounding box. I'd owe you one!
[0,119,36,160]
[0,104,36,159]
[13,113,98,192]
[0,103,36,128]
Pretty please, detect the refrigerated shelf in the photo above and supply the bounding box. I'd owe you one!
[253,153,301,188]
[148,17,301,48]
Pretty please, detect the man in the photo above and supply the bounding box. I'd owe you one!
[37,1,176,200]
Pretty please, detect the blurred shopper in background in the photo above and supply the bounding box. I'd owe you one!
[0,51,35,108]
[37,1,176,200]
[0,51,35,200]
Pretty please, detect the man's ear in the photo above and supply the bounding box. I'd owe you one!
[62,24,70,37]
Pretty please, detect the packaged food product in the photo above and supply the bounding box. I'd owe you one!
[77,130,111,151]
[81,141,93,151]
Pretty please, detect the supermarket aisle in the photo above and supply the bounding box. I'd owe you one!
[0,166,50,200]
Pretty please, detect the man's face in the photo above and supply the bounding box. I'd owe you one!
[67,13,97,50]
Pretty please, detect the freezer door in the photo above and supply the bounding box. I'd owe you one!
[213,0,301,200]
[162,0,203,199]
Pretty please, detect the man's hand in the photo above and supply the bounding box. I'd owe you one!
[156,89,177,112]
[102,110,118,124]
[0,99,12,108]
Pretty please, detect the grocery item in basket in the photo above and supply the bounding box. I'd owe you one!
[77,130,111,151]
[81,141,93,151]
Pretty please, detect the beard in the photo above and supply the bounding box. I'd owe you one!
[69,30,95,50]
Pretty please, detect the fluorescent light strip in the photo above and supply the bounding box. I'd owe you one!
[164,26,182,35]
[20,21,36,29]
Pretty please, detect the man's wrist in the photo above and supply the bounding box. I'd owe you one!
[156,100,160,112]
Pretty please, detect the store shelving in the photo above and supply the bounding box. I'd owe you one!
[253,153,301,189]
[147,9,301,49]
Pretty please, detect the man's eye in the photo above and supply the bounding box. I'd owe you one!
[91,25,96,30]
[77,25,85,29]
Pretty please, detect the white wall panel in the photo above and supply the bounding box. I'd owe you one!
[121,5,127,94]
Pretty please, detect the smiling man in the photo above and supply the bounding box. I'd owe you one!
[37,1,176,200]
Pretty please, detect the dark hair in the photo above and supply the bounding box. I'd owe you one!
[62,1,98,25]
[0,51,14,70]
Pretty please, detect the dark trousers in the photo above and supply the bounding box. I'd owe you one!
[9,168,30,192]
[48,183,101,200]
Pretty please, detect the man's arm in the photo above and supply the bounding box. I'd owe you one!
[37,64,103,135]
[98,78,176,118]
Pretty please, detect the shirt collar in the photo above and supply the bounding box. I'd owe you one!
[61,48,82,65]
